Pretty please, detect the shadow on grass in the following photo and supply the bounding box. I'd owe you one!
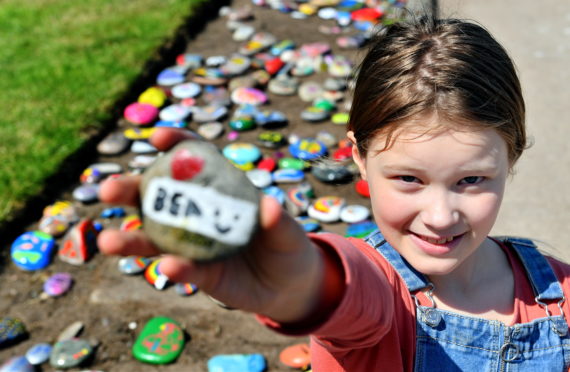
[0,0,231,274]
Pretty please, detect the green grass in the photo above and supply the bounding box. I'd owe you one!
[0,0,205,224]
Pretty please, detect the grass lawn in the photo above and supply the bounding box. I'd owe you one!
[0,0,206,225]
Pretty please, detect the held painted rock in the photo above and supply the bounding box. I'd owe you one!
[140,141,260,261]
[132,317,185,364]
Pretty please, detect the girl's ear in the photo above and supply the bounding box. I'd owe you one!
[347,131,367,181]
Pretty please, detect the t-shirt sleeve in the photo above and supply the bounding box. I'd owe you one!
[258,232,397,352]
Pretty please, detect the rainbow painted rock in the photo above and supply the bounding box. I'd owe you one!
[132,317,185,364]
[140,141,260,261]
[11,231,55,271]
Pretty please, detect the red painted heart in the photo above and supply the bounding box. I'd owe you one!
[171,149,204,180]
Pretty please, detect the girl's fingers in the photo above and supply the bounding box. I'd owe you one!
[150,127,200,151]
[158,255,223,290]
[98,175,142,206]
[97,229,161,257]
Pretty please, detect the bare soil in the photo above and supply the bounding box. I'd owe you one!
[0,0,390,370]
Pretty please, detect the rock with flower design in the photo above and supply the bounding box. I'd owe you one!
[132,317,185,364]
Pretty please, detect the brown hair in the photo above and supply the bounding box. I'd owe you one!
[348,16,526,165]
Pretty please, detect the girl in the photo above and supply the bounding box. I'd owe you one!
[98,16,570,371]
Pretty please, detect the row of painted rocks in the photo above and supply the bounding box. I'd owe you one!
[3,0,407,369]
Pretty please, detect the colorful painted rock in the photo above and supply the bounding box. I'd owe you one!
[43,272,73,297]
[159,104,192,122]
[278,157,308,171]
[120,215,143,231]
[340,204,370,223]
[257,131,286,149]
[301,106,329,122]
[124,102,158,125]
[144,259,170,290]
[295,216,321,232]
[222,143,262,165]
[118,256,152,275]
[202,86,231,107]
[176,53,203,69]
[220,55,251,76]
[0,317,27,347]
[49,338,93,369]
[138,87,167,108]
[355,179,370,197]
[285,187,311,216]
[262,186,285,205]
[332,112,350,125]
[132,317,185,364]
[174,283,199,296]
[229,116,256,131]
[271,39,296,56]
[257,157,277,172]
[254,110,287,128]
[289,138,327,160]
[80,162,122,183]
[346,220,377,238]
[25,343,53,365]
[171,82,201,99]
[0,356,34,372]
[308,196,345,223]
[267,75,299,95]
[231,87,268,106]
[59,219,98,265]
[280,343,311,369]
[207,353,266,372]
[11,231,55,271]
[140,141,261,261]
[273,169,305,183]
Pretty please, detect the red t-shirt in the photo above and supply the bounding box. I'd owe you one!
[260,233,570,371]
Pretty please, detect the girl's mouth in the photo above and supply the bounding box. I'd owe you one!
[410,232,465,255]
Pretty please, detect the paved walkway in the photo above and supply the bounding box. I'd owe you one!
[432,0,570,260]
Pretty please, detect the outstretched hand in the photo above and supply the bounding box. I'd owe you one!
[97,128,324,323]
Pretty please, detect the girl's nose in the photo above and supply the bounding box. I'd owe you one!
[420,191,459,230]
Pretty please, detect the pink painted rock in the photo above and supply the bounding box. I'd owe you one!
[124,102,159,125]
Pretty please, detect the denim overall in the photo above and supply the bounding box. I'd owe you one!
[365,230,570,371]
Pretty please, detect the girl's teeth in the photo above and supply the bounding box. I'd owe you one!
[424,236,454,244]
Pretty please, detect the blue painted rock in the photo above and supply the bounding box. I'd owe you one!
[132,317,185,364]
[49,339,93,369]
[308,196,345,223]
[222,143,262,165]
[25,343,53,365]
[156,67,186,86]
[0,317,27,347]
[346,220,377,238]
[295,216,321,232]
[0,356,34,372]
[262,186,285,205]
[270,39,296,56]
[155,120,187,128]
[289,138,327,161]
[100,207,126,219]
[118,256,152,275]
[254,110,287,128]
[175,283,199,296]
[72,184,99,203]
[43,272,73,297]
[59,219,98,265]
[140,141,261,261]
[171,82,201,99]
[11,231,55,271]
[273,169,305,184]
[207,353,266,372]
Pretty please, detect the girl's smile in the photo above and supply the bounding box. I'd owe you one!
[350,114,511,282]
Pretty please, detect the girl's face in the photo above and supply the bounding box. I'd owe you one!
[349,116,510,276]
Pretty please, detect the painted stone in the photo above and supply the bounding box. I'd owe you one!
[207,353,266,372]
[155,120,187,128]
[72,184,99,203]
[192,105,228,123]
[25,343,53,365]
[300,106,329,122]
[176,53,203,69]
[202,86,231,107]
[0,317,27,347]
[144,259,170,290]
[312,159,353,183]
[279,343,311,369]
[278,157,308,171]
[246,169,273,189]
[220,55,251,76]
[332,112,350,125]
[291,57,316,77]
[295,216,320,232]
[97,131,130,155]
[318,6,337,19]
[124,102,159,125]
[138,86,167,108]
[231,87,268,106]
[257,131,286,149]
[351,7,383,21]
[254,110,287,128]
[205,55,227,67]
[140,141,261,261]
[234,103,260,118]
[300,41,330,57]
[265,57,284,75]
[130,155,157,170]
[298,3,317,15]
[131,140,158,154]
[175,283,199,296]
[285,187,310,216]
[298,81,324,102]
[171,82,201,99]
[337,33,367,49]
[227,131,240,141]
[267,76,298,95]
[239,32,276,55]
[333,146,352,161]
[197,122,224,140]
[118,256,152,275]
[56,321,84,342]
[223,143,262,165]
[250,70,271,86]
[328,55,353,78]
[38,214,70,237]
[100,207,126,219]
[44,272,73,297]
[49,339,93,369]
[159,104,192,122]
[355,179,370,197]
[340,204,370,224]
[43,201,79,222]
[307,196,345,223]
[270,39,295,56]
[229,116,256,132]
[315,130,337,148]
[345,220,377,238]
[59,219,98,265]
[80,162,122,183]
[0,356,34,372]
[289,138,327,161]
[273,169,305,183]
[262,186,285,205]
[323,77,347,91]
[233,24,255,42]
[120,215,143,231]
[257,157,277,172]
[156,67,186,86]
[123,128,156,141]
[228,75,256,91]
[132,317,185,364]
[11,231,55,271]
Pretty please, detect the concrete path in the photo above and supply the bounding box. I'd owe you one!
[417,0,570,260]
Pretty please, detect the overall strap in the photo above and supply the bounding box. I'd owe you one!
[365,230,429,292]
[499,237,564,301]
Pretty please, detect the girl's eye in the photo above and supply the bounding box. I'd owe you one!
[398,175,419,183]
[459,176,484,185]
